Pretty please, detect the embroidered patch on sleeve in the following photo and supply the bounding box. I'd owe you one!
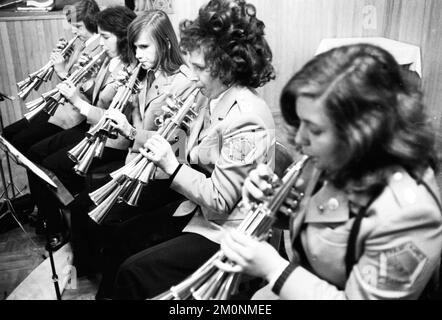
[360,242,428,291]
[222,136,256,164]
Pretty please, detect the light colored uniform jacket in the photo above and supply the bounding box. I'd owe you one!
[120,65,203,162]
[170,85,276,244]
[256,167,442,300]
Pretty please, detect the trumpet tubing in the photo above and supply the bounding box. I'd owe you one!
[16,36,80,100]
[152,155,320,300]
[67,64,143,176]
[89,183,126,224]
[86,87,202,224]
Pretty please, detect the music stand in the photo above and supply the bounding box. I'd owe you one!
[0,92,22,199]
[0,135,62,300]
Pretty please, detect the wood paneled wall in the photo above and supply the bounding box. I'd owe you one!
[167,1,442,122]
[0,13,72,126]
[170,0,442,185]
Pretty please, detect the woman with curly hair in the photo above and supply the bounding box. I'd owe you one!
[217,44,442,300]
[110,0,276,300]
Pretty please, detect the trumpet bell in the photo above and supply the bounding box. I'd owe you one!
[89,183,125,224]
[24,104,45,121]
[74,138,100,176]
[25,97,45,110]
[17,79,29,91]
[119,180,145,207]
[67,138,91,164]
[17,79,37,100]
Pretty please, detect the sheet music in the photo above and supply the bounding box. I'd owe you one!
[0,135,57,188]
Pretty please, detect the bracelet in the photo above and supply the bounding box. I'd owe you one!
[168,163,183,184]
[271,263,298,295]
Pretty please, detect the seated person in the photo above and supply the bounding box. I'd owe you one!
[26,6,137,251]
[67,9,206,294]
[218,44,442,300]
[2,0,101,155]
[110,0,276,300]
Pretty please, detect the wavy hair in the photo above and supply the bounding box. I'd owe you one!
[66,0,100,34]
[127,10,184,74]
[96,6,137,65]
[280,44,437,193]
[179,0,275,88]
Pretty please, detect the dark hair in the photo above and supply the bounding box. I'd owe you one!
[66,0,100,34]
[128,10,184,74]
[179,0,275,88]
[96,6,137,65]
[280,44,437,193]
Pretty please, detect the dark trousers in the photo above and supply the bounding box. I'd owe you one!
[113,232,220,300]
[27,120,90,164]
[1,112,63,156]
[69,178,188,299]
[27,121,127,234]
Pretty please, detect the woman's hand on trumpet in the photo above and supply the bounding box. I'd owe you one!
[242,164,278,204]
[105,109,132,138]
[50,51,65,66]
[214,230,289,282]
[140,135,180,176]
[50,42,67,77]
[57,80,82,105]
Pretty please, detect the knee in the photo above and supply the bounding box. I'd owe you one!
[113,254,154,299]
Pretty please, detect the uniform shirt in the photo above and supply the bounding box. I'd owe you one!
[170,85,276,244]
[255,167,442,300]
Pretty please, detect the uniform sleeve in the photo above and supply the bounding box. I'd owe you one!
[132,71,198,152]
[277,203,442,300]
[344,204,442,300]
[171,113,275,214]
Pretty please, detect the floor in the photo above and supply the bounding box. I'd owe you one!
[0,211,99,300]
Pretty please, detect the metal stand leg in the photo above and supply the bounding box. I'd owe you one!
[0,157,38,251]
[0,199,38,249]
[43,220,62,300]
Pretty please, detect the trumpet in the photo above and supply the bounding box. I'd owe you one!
[17,35,80,100]
[67,63,143,176]
[24,50,108,121]
[88,87,201,225]
[153,155,322,300]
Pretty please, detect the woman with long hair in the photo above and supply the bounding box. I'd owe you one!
[26,6,137,252]
[67,10,206,299]
[217,44,442,300]
[111,0,276,300]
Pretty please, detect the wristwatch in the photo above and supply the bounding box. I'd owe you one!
[127,126,137,141]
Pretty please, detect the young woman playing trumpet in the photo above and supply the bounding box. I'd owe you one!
[111,0,276,300]
[66,9,206,299]
[2,0,101,155]
[217,44,442,300]
[26,6,137,252]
